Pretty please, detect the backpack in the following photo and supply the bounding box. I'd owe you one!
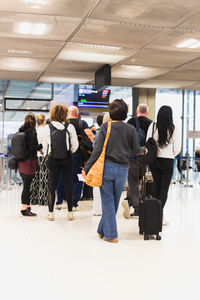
[49,122,70,159]
[11,131,28,159]
[135,117,146,146]
[145,122,158,165]
[77,120,93,163]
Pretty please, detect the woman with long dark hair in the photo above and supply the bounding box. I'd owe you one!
[146,105,181,224]
[18,113,42,216]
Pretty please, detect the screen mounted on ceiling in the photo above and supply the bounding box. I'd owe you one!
[77,88,110,108]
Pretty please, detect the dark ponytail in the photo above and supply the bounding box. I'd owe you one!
[157,106,175,148]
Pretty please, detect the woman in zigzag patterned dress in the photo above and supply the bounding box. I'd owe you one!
[30,114,49,206]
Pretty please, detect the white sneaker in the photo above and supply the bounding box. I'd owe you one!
[67,212,74,221]
[122,200,130,219]
[55,204,62,210]
[62,201,68,209]
[47,213,55,221]
[72,206,80,211]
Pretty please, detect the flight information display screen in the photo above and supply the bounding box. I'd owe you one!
[77,89,110,108]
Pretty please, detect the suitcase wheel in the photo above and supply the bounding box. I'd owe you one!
[144,235,149,240]
[156,234,161,240]
[139,230,143,235]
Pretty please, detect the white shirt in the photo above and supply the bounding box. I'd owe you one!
[36,126,45,157]
[40,121,79,156]
[146,122,181,159]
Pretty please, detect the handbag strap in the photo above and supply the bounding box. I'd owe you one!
[101,121,111,154]
[152,122,156,138]
[135,117,140,130]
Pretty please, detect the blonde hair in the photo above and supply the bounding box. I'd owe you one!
[36,114,46,126]
[50,105,69,123]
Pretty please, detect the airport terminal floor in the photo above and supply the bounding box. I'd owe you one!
[0,182,199,300]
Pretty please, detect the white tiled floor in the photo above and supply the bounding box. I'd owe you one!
[0,183,200,300]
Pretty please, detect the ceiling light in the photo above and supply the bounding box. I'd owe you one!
[176,39,198,48]
[69,42,121,51]
[23,0,47,5]
[188,41,200,49]
[58,51,125,64]
[15,22,47,35]
[8,49,33,55]
[18,22,32,34]
[32,23,47,35]
[112,65,168,79]
[41,76,91,84]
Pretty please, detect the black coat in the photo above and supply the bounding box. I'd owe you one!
[19,126,42,160]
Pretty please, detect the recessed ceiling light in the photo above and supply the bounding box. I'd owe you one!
[188,41,200,49]
[32,23,47,35]
[70,42,121,51]
[176,39,198,48]
[8,49,33,55]
[18,22,32,34]
[58,51,125,64]
[41,76,91,84]
[23,0,47,5]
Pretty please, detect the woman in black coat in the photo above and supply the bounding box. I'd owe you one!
[18,113,42,216]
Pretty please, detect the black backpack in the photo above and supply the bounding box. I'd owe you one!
[135,118,146,146]
[49,122,70,159]
[145,123,158,165]
[11,131,28,160]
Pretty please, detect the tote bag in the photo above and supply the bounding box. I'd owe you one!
[85,122,111,187]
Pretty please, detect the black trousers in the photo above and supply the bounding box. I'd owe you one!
[150,158,174,209]
[20,174,34,205]
[47,156,73,212]
[126,157,146,209]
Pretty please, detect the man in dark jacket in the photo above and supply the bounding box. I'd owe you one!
[122,103,152,218]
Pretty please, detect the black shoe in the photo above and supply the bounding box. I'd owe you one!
[27,207,31,211]
[21,209,37,217]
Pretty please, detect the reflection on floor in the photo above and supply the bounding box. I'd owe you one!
[0,183,199,300]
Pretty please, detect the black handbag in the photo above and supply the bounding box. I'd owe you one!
[145,123,158,165]
[8,157,18,170]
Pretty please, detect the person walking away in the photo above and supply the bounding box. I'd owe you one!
[18,113,43,216]
[40,105,78,221]
[146,105,181,225]
[68,106,94,209]
[122,103,152,219]
[83,99,147,243]
[30,114,48,205]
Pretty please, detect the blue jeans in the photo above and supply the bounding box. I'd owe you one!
[73,152,83,207]
[97,161,128,239]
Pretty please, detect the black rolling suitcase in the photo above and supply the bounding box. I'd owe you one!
[139,176,162,240]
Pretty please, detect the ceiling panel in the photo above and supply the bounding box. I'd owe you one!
[90,0,200,27]
[0,56,50,72]
[0,70,41,81]
[57,42,133,64]
[40,71,93,84]
[155,69,200,81]
[48,60,102,73]
[0,0,99,18]
[0,12,82,41]
[147,29,200,52]
[112,65,169,79]
[0,37,64,59]
[126,49,200,68]
[111,78,141,87]
[71,19,169,48]
[134,79,196,89]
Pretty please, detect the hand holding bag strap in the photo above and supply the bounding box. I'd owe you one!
[85,121,111,187]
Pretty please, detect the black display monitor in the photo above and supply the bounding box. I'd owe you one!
[77,88,110,108]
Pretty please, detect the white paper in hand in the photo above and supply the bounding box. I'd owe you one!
[77,173,85,182]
